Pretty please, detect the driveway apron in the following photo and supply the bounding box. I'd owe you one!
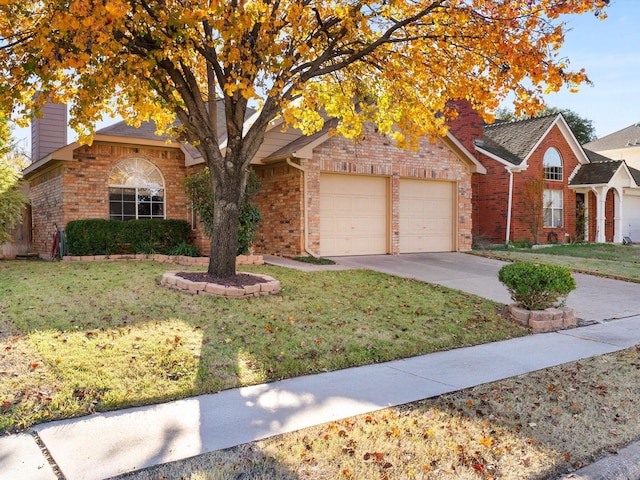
[330,252,640,324]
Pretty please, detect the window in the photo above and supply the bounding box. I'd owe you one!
[543,189,563,227]
[543,147,563,180]
[108,158,165,221]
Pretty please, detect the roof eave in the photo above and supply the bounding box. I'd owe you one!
[443,132,487,174]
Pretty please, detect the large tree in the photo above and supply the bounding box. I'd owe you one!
[0,0,609,277]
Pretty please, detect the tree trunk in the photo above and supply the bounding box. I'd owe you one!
[207,168,245,278]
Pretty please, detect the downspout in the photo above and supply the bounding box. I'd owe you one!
[505,167,514,245]
[286,158,320,258]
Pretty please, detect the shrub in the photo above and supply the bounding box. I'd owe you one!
[168,241,201,257]
[498,262,576,310]
[66,219,192,256]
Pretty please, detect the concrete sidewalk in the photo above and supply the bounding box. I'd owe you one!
[2,316,638,480]
[3,254,640,480]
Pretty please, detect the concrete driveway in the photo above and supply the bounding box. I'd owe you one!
[331,252,640,324]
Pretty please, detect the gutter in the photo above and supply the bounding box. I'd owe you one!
[286,158,320,258]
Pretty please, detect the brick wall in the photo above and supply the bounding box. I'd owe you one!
[254,124,474,256]
[28,143,192,257]
[28,166,64,256]
[253,162,305,255]
[475,124,581,244]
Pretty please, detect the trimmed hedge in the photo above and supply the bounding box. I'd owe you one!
[498,262,576,311]
[65,219,192,256]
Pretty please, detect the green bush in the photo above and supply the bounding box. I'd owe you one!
[168,241,201,257]
[498,262,576,310]
[65,219,192,256]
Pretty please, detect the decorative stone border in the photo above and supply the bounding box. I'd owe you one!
[161,271,280,298]
[60,254,263,266]
[509,304,576,333]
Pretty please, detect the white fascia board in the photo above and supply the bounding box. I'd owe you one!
[522,115,590,166]
[474,145,526,172]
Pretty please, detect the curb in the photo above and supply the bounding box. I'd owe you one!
[556,440,640,480]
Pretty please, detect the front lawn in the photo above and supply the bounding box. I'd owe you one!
[0,260,527,434]
[483,243,640,282]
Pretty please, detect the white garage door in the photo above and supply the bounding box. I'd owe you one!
[400,179,455,253]
[624,194,640,240]
[320,174,388,256]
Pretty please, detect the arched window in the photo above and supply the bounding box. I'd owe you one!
[108,158,165,221]
[543,147,563,181]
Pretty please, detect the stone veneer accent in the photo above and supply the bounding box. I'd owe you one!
[508,303,577,333]
[61,254,263,266]
[161,271,280,298]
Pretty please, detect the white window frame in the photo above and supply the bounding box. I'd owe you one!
[108,158,166,221]
[543,147,563,181]
[543,189,563,228]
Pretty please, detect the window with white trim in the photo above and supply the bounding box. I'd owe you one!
[108,158,165,221]
[543,147,563,180]
[543,189,563,227]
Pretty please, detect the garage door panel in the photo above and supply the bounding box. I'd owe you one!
[400,179,454,253]
[320,174,388,256]
[624,196,640,240]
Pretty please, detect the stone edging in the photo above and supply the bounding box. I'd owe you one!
[60,254,263,266]
[509,304,576,333]
[161,271,280,298]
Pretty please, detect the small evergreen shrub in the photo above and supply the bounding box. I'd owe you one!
[66,219,192,256]
[498,262,576,310]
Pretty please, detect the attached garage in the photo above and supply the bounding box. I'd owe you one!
[399,179,455,253]
[624,193,640,240]
[320,173,388,256]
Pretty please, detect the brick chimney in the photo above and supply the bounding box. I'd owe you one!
[31,100,67,161]
[446,99,484,154]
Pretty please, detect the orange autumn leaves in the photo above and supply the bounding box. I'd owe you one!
[0,0,609,148]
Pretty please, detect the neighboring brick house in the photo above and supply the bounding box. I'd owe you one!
[22,102,486,258]
[583,124,640,242]
[450,105,640,245]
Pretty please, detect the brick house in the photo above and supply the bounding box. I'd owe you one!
[450,105,640,245]
[22,102,486,258]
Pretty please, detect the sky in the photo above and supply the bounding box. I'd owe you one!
[13,0,640,150]
[513,0,640,138]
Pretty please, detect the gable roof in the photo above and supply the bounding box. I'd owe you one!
[480,115,557,166]
[583,123,640,151]
[475,114,590,169]
[569,159,625,185]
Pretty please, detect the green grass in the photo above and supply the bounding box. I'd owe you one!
[0,260,527,434]
[483,243,640,282]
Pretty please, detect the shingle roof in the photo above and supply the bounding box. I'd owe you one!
[478,115,558,165]
[569,160,624,185]
[583,123,640,151]
[629,166,640,185]
[265,118,338,159]
[94,101,254,160]
[583,148,614,163]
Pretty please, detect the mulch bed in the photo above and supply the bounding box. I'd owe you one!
[176,272,269,288]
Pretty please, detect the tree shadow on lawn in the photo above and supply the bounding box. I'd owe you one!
[0,260,528,434]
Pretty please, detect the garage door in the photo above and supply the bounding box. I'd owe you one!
[320,174,388,256]
[400,179,454,253]
[624,194,640,240]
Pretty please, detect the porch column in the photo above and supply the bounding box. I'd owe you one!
[592,186,608,243]
[614,188,624,243]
